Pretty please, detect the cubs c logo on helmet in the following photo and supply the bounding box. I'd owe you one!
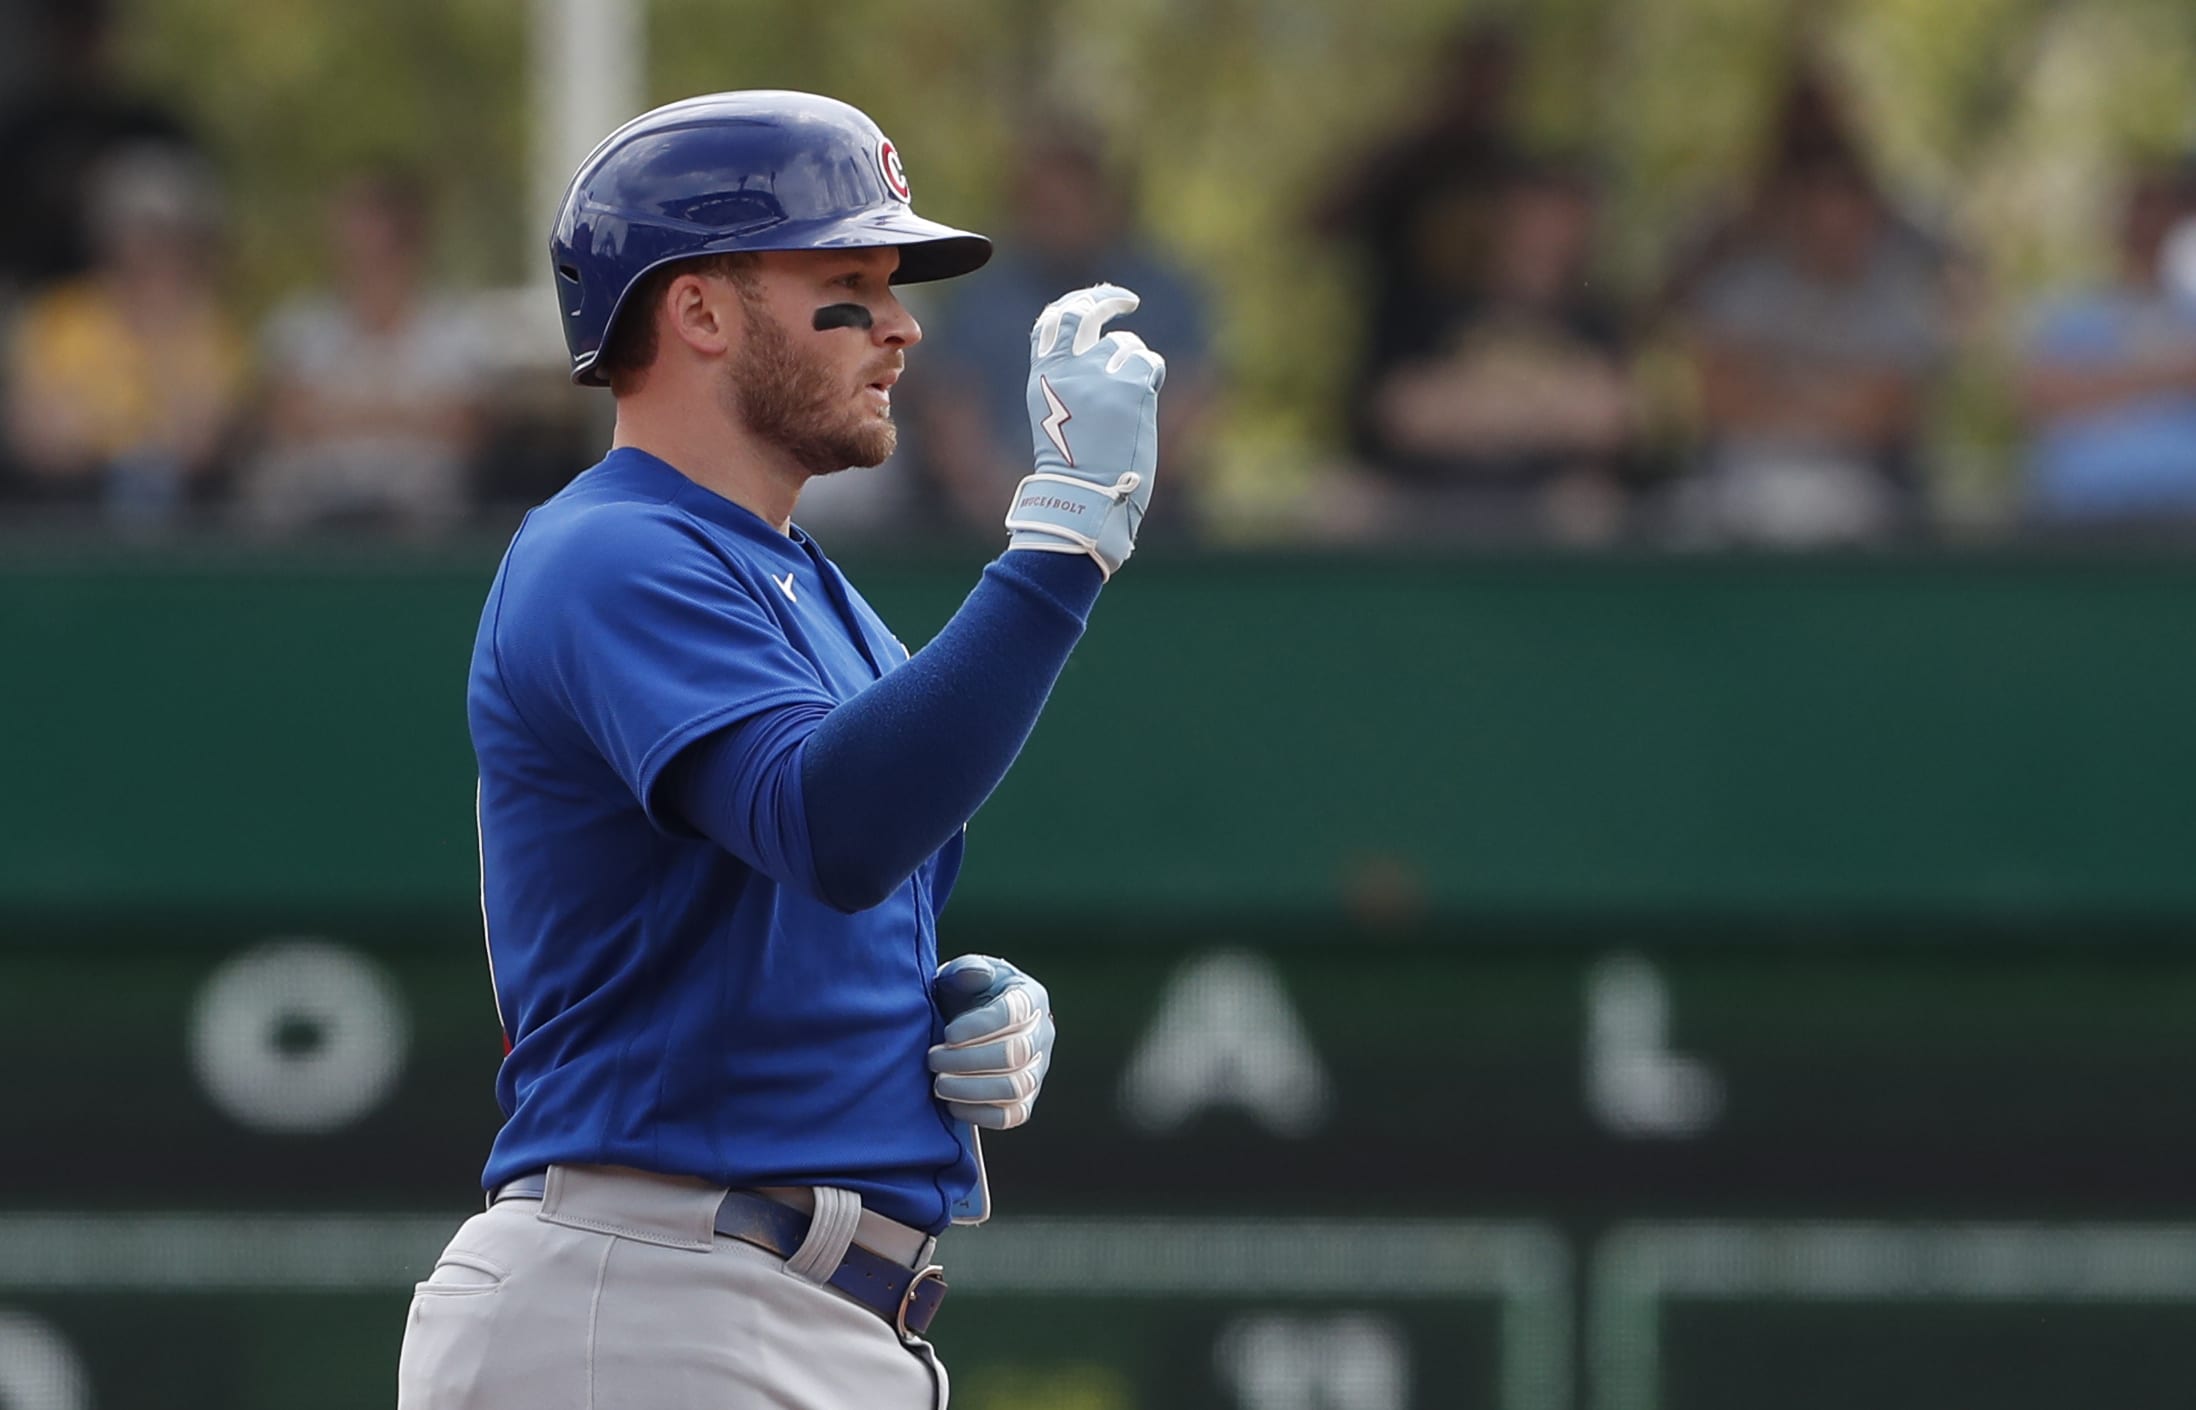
[878,139,911,203]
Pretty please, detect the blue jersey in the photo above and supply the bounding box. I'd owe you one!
[469,448,978,1232]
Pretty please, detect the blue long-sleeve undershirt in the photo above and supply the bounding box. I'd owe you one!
[666,550,1104,911]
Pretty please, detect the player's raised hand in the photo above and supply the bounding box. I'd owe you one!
[1003,283,1166,579]
[927,955,1055,1130]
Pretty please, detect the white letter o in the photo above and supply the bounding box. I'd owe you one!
[0,1312,90,1410]
[189,939,409,1133]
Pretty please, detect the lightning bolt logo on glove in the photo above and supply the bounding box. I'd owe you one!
[1038,376,1075,465]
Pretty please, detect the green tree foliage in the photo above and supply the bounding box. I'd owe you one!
[125,0,529,301]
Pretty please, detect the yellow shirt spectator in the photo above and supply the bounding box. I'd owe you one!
[7,274,246,495]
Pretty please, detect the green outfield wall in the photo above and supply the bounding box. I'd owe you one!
[4,542,2194,929]
[7,924,2196,1410]
[8,542,2196,1410]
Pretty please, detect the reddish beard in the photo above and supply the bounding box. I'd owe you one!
[726,298,897,476]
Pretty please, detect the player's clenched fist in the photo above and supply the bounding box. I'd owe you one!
[1003,283,1166,579]
[927,955,1055,1130]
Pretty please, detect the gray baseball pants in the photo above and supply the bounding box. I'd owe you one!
[396,1164,947,1409]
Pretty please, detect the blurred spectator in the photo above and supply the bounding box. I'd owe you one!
[1319,19,1522,425]
[2016,166,2196,527]
[237,168,489,534]
[910,121,1214,540]
[1663,55,1960,317]
[2,145,243,526]
[1357,160,1635,542]
[1676,150,1952,544]
[0,0,202,295]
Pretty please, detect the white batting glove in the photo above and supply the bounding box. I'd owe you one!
[928,955,1055,1130]
[1004,283,1166,579]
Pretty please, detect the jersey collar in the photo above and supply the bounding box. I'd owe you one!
[600,447,819,561]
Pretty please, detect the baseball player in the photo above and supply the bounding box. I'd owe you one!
[394,91,1164,1409]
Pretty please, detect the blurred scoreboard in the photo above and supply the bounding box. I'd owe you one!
[5,926,2196,1409]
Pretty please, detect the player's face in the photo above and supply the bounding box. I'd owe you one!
[727,248,921,477]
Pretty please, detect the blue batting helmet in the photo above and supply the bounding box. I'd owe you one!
[550,90,993,386]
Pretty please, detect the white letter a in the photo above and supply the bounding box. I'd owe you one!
[1118,949,1333,1137]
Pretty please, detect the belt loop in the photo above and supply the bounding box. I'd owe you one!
[783,1186,862,1285]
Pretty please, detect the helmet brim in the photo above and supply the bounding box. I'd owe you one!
[750,207,993,283]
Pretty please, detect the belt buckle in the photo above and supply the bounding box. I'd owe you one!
[895,1264,947,1338]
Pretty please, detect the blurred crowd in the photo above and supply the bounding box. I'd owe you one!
[1312,26,2196,547]
[0,0,618,540]
[4,8,2196,549]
